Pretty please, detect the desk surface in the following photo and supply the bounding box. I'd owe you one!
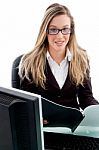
[43,126,99,138]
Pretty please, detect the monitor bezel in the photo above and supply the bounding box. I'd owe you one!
[0,86,44,150]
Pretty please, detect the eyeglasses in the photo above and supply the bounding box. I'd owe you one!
[47,28,71,35]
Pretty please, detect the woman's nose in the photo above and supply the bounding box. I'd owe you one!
[56,31,64,37]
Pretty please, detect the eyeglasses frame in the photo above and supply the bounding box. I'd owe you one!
[47,28,72,35]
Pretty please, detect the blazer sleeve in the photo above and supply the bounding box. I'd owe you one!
[77,77,99,110]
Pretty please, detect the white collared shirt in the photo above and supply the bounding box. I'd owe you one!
[47,49,72,89]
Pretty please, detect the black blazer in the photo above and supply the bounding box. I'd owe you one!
[19,60,98,110]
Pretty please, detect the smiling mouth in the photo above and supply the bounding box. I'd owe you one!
[55,41,64,46]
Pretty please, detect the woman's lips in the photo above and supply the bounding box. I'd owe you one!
[55,41,64,46]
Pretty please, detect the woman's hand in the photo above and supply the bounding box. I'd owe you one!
[43,119,49,125]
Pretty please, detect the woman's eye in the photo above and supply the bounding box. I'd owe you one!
[50,29,57,32]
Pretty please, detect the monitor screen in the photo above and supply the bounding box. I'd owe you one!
[0,87,44,150]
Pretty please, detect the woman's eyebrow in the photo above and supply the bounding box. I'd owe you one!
[49,25,70,28]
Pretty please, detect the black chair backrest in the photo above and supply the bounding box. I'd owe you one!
[12,55,23,89]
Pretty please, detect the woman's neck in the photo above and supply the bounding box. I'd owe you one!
[48,50,67,65]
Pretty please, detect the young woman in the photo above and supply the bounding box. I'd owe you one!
[18,3,98,110]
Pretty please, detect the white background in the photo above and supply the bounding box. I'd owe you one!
[0,0,99,100]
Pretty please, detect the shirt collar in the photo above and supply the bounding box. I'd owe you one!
[66,48,72,61]
[46,50,51,60]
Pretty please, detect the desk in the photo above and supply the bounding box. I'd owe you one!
[43,105,99,149]
[43,127,99,149]
[43,126,99,138]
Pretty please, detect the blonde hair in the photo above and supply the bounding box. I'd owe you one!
[19,3,89,88]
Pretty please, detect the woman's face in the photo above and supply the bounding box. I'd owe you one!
[47,14,71,55]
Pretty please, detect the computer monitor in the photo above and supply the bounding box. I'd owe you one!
[0,87,44,150]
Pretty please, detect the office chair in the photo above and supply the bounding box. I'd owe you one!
[11,55,23,89]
